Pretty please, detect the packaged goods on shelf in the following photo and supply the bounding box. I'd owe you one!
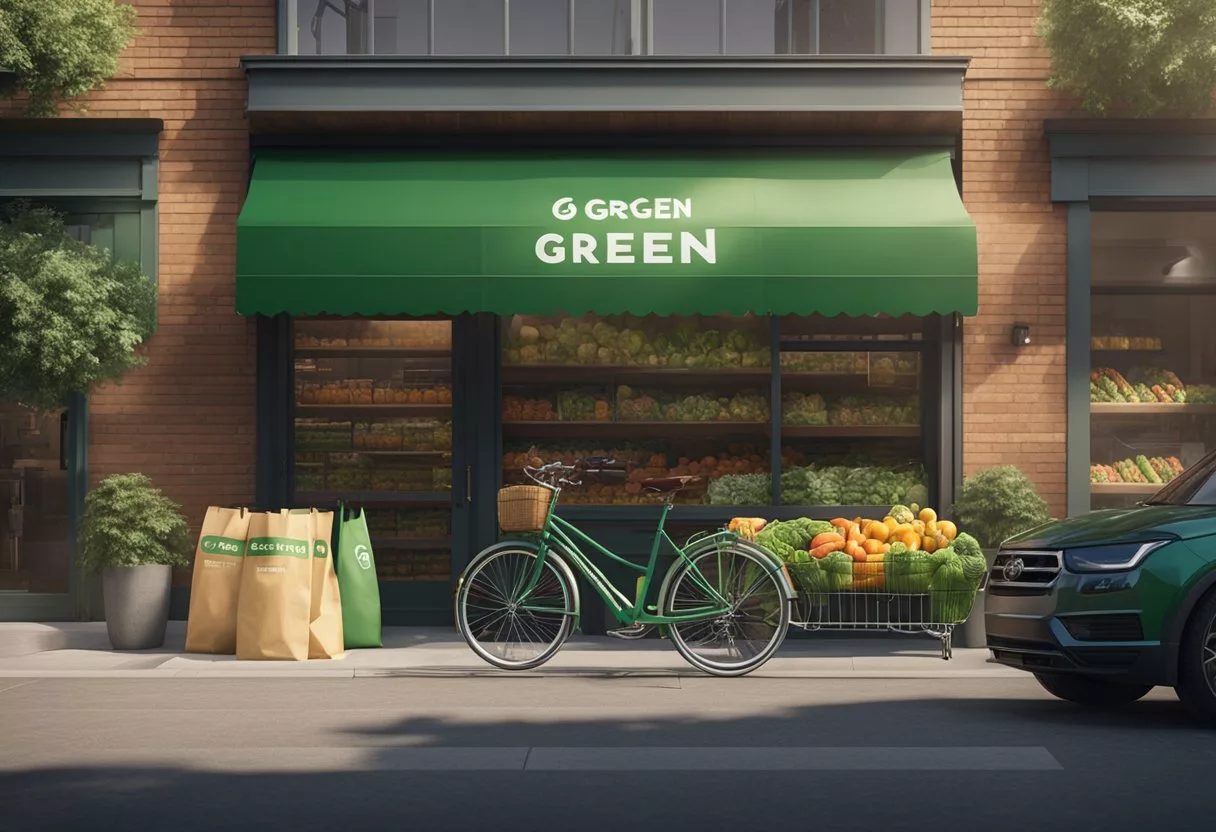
[780,352,868,373]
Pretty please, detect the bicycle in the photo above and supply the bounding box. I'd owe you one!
[454,457,795,677]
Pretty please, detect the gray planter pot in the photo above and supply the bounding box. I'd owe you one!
[102,564,172,650]
[957,549,998,649]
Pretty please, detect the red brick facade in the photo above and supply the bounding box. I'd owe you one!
[935,0,1074,515]
[10,0,1075,550]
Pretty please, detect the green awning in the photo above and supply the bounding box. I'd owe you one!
[236,150,977,317]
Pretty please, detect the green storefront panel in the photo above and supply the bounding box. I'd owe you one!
[236,150,977,317]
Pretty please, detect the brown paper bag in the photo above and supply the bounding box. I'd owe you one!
[236,510,313,661]
[185,507,251,655]
[308,510,345,659]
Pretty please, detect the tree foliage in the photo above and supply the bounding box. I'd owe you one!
[0,202,156,409]
[79,473,191,572]
[0,0,138,117]
[953,466,1052,550]
[1040,0,1216,116]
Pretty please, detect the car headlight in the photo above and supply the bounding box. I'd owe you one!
[1063,540,1171,573]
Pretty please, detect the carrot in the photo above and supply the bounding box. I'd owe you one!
[810,541,844,559]
[811,532,845,550]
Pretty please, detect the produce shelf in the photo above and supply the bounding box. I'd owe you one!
[371,536,452,550]
[502,420,770,438]
[1090,403,1216,414]
[294,347,451,359]
[502,365,771,384]
[295,404,452,418]
[295,491,452,506]
[1089,482,1162,495]
[348,450,452,457]
[781,425,920,439]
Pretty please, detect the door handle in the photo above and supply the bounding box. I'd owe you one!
[466,465,472,504]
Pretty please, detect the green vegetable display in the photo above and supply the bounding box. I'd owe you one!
[820,552,854,592]
[782,393,828,425]
[616,386,770,422]
[780,465,926,507]
[707,474,771,506]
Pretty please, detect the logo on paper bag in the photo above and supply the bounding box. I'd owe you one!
[246,537,310,559]
[200,536,244,557]
[314,540,330,559]
[354,544,372,571]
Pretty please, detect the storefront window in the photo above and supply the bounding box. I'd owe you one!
[501,313,932,508]
[502,314,772,505]
[0,407,70,593]
[778,316,927,508]
[1089,211,1216,509]
[293,320,454,582]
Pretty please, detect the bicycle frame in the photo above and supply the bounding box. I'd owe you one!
[521,487,737,627]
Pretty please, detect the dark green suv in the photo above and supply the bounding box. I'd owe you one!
[986,452,1216,725]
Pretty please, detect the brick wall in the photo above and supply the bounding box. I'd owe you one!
[935,0,1076,516]
[47,2,275,551]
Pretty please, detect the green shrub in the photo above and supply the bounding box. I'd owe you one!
[78,474,191,573]
[953,466,1052,550]
[1040,0,1216,116]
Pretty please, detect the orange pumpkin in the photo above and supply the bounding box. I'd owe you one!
[919,507,938,524]
[937,520,958,541]
[921,534,938,553]
[900,530,921,551]
[883,516,898,531]
[862,538,886,555]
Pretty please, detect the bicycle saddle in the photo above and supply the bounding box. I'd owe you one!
[641,475,700,493]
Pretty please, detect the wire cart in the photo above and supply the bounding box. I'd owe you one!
[787,576,988,661]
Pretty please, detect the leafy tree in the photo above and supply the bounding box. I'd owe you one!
[0,202,156,410]
[0,0,138,117]
[1040,0,1216,116]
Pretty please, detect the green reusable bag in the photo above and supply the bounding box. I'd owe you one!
[336,506,382,648]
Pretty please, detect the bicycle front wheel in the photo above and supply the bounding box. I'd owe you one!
[663,544,790,677]
[456,545,576,671]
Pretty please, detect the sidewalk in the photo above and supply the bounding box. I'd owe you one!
[0,622,1017,679]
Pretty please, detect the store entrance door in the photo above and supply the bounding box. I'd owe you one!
[291,317,487,626]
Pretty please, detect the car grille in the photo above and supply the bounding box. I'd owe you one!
[988,550,1062,595]
[1060,613,1144,642]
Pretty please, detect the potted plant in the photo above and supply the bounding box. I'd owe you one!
[78,473,191,650]
[951,466,1052,648]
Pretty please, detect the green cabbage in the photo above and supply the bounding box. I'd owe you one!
[820,551,854,591]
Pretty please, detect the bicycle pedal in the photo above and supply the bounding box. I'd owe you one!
[606,624,653,640]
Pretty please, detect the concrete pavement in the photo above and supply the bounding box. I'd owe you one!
[0,673,1210,832]
[0,621,1020,678]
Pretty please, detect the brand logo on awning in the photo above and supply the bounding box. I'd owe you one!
[536,197,716,266]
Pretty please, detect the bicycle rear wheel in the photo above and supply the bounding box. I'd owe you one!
[662,544,790,677]
[456,545,576,671]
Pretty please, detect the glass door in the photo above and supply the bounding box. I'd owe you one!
[291,318,466,625]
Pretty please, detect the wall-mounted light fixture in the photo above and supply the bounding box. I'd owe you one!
[1011,324,1031,348]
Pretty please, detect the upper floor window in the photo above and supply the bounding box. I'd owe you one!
[285,0,928,56]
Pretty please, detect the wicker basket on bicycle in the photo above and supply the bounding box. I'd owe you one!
[497,485,550,532]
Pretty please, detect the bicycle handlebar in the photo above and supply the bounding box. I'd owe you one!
[523,457,624,489]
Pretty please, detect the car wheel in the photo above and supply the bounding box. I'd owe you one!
[1175,590,1216,728]
[1034,673,1153,707]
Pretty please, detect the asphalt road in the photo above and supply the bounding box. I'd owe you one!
[2,674,1213,832]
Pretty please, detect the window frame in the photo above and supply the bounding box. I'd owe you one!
[280,0,931,57]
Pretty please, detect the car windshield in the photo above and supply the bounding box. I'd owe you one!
[1145,449,1216,506]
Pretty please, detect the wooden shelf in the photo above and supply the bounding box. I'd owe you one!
[1090,482,1162,496]
[294,347,450,359]
[295,405,452,418]
[1090,403,1216,414]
